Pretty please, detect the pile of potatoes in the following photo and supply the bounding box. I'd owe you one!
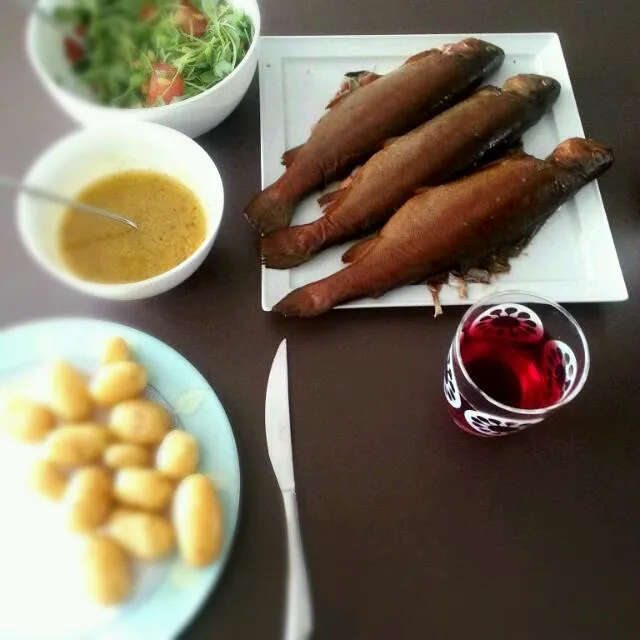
[1,337,223,606]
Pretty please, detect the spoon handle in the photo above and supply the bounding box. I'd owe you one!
[0,175,138,230]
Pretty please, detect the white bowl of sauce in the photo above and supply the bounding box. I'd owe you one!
[17,122,223,300]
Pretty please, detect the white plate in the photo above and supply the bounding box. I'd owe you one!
[258,33,628,311]
[0,318,240,640]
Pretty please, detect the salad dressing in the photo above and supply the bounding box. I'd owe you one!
[59,171,206,284]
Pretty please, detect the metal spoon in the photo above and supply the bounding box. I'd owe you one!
[0,175,138,230]
[11,0,85,47]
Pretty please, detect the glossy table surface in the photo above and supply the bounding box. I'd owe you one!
[0,2,638,639]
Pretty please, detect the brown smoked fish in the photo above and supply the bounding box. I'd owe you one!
[261,74,561,268]
[245,38,505,234]
[273,138,614,317]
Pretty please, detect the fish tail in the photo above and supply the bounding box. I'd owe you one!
[244,182,296,235]
[261,219,330,269]
[273,278,340,317]
[273,261,378,318]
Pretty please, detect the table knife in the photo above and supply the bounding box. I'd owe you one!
[265,339,314,640]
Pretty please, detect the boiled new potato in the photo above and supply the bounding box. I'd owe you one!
[28,459,68,500]
[173,474,223,567]
[65,466,113,532]
[114,469,174,511]
[109,399,170,445]
[104,443,152,469]
[108,508,175,560]
[2,397,56,443]
[45,423,110,467]
[91,361,147,407]
[156,430,199,479]
[101,337,130,365]
[83,534,132,605]
[49,361,94,421]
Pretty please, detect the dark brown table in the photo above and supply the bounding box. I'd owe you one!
[1,2,639,639]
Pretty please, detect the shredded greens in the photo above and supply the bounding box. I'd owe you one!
[54,0,254,108]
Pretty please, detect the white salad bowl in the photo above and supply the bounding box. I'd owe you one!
[17,121,224,300]
[26,0,261,138]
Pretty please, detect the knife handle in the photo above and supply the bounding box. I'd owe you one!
[282,489,313,640]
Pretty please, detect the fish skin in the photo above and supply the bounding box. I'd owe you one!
[273,138,614,317]
[261,74,561,269]
[245,38,505,234]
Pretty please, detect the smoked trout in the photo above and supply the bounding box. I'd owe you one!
[261,74,561,268]
[273,138,614,317]
[245,38,505,234]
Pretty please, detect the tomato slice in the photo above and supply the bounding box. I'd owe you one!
[174,1,208,37]
[64,34,84,65]
[140,4,157,21]
[146,63,185,106]
[63,24,88,66]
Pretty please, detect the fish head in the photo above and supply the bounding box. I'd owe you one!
[550,138,614,180]
[441,38,505,73]
[504,74,561,108]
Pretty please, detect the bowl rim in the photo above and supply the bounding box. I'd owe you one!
[16,121,224,299]
[26,0,261,114]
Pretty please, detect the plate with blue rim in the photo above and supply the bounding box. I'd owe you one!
[0,317,240,640]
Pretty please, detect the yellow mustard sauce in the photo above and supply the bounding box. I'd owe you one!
[59,170,206,284]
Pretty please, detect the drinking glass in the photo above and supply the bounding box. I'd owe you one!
[443,291,589,437]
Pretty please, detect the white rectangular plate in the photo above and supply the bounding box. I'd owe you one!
[257,33,628,311]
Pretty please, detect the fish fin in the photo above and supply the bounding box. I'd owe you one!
[448,228,544,294]
[476,224,542,273]
[261,222,323,269]
[342,235,379,264]
[507,139,524,153]
[281,144,303,168]
[481,140,524,166]
[382,136,400,149]
[326,71,381,109]
[458,149,530,182]
[427,283,444,317]
[318,166,362,206]
[460,268,492,283]
[245,183,296,235]
[483,254,512,274]
[326,93,348,109]
[449,273,469,299]
[404,49,436,65]
[473,85,502,98]
[344,69,381,84]
[317,187,346,207]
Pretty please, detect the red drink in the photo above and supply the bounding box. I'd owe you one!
[443,297,584,438]
[460,333,562,410]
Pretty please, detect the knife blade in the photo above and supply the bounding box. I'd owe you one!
[266,339,295,491]
[265,339,314,640]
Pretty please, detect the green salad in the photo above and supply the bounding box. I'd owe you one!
[54,0,254,108]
